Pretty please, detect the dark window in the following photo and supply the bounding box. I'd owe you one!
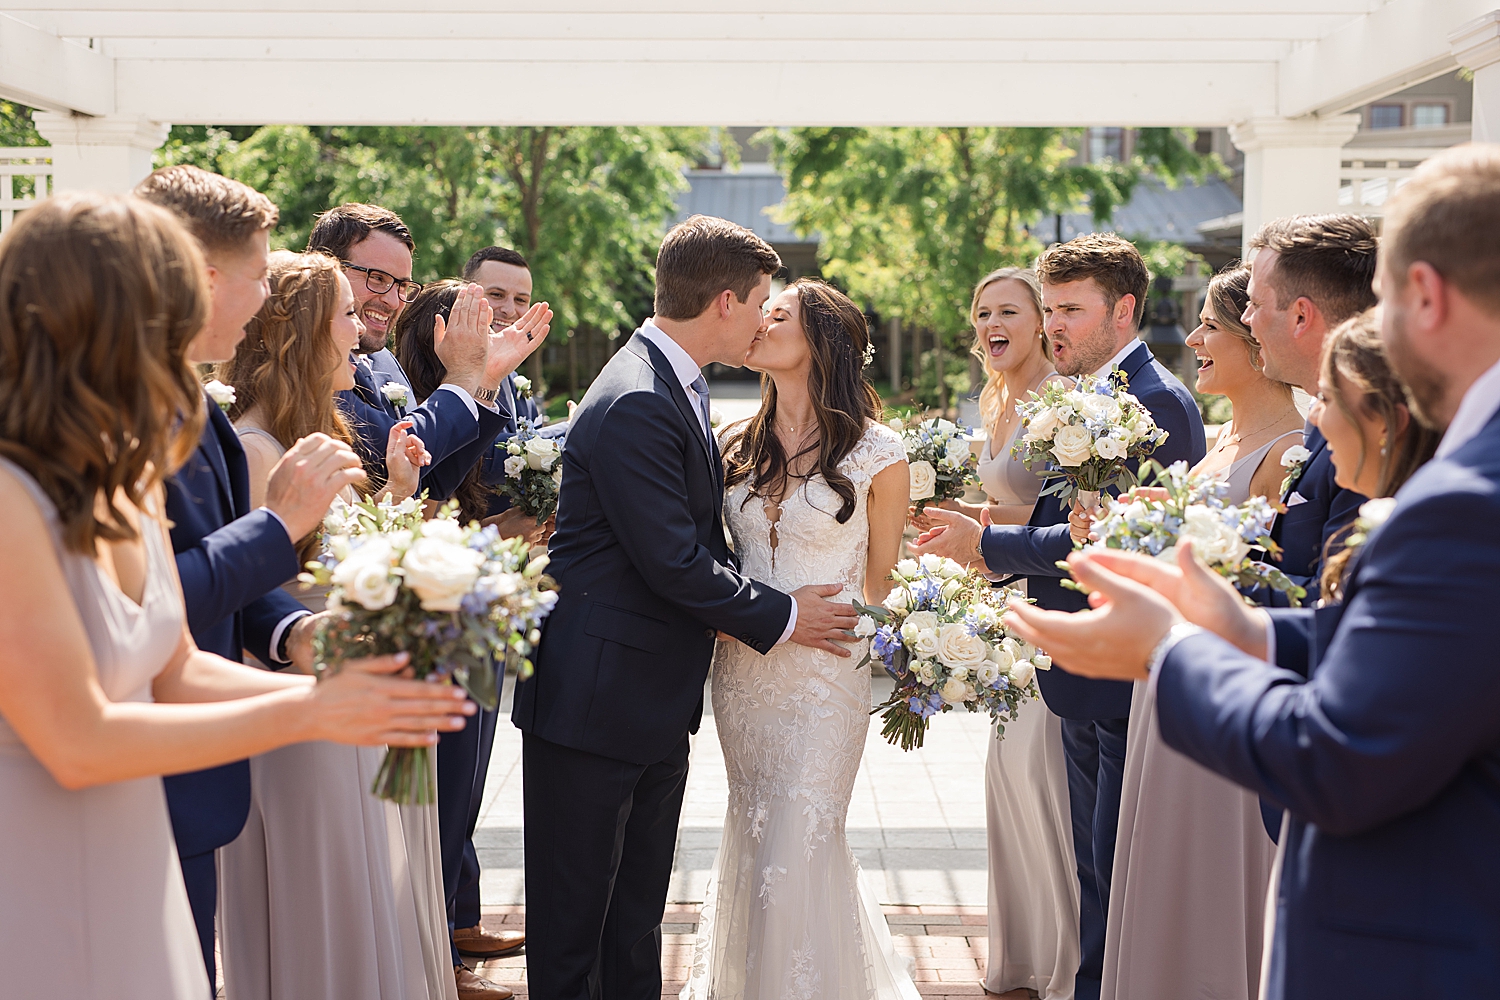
[1368,104,1404,129]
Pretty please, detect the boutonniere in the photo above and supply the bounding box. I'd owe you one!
[512,374,533,399]
[709,407,724,430]
[380,383,409,408]
[1344,496,1397,555]
[1279,444,1311,496]
[204,379,236,413]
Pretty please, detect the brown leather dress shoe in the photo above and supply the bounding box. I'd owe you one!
[455,965,514,1000]
[453,923,526,958]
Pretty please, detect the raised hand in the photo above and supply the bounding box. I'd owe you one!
[264,432,368,539]
[482,301,553,389]
[381,419,431,502]
[788,583,860,657]
[909,505,985,568]
[1001,550,1183,681]
[307,651,475,747]
[433,283,493,394]
[1081,541,1270,657]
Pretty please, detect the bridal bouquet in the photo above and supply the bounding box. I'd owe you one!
[1065,460,1306,605]
[891,415,980,511]
[854,555,1049,751]
[303,510,558,803]
[494,418,562,524]
[320,493,426,537]
[1013,371,1168,509]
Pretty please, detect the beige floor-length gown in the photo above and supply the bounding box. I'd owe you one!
[217,425,457,1000]
[976,423,1081,1000]
[1099,432,1297,1000]
[0,457,210,999]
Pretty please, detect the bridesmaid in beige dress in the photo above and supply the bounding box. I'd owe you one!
[0,192,469,1000]
[1087,267,1302,1000]
[916,268,1079,999]
[214,251,459,1000]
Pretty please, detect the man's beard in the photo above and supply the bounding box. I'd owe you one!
[1055,318,1119,377]
[1384,308,1449,431]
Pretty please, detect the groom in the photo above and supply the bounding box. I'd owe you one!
[512,215,860,1000]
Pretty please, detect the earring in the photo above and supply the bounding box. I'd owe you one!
[1379,436,1388,456]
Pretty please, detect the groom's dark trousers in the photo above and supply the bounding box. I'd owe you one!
[1154,406,1500,998]
[513,330,791,999]
[977,343,1205,1000]
[164,397,309,986]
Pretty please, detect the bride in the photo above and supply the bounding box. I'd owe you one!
[683,279,918,1000]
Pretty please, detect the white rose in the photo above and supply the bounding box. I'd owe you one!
[1024,406,1061,442]
[1359,496,1398,529]
[900,610,939,637]
[937,558,966,579]
[889,416,905,432]
[935,418,957,435]
[380,382,409,406]
[1051,424,1094,467]
[882,586,911,612]
[504,455,526,478]
[1033,654,1052,671]
[512,374,532,397]
[419,518,467,546]
[940,676,972,706]
[203,379,236,412]
[945,437,971,466]
[911,629,940,658]
[914,659,938,685]
[908,460,937,500]
[853,614,877,638]
[895,558,919,580]
[935,622,989,672]
[1179,505,1251,567]
[1081,394,1120,422]
[987,642,1015,672]
[940,578,964,601]
[709,407,723,429]
[919,553,945,574]
[1094,433,1127,461]
[1009,658,1036,688]
[331,540,399,611]
[1280,444,1312,469]
[400,538,485,612]
[524,436,560,471]
[394,496,421,516]
[975,661,1001,687]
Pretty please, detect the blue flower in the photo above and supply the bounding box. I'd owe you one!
[872,625,900,663]
[908,691,944,719]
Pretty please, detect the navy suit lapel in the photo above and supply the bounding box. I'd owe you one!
[199,398,237,513]
[1116,342,1155,385]
[626,333,716,481]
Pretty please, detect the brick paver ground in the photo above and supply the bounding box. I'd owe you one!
[463,904,1032,1000]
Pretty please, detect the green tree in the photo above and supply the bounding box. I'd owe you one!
[156,124,714,399]
[0,101,44,147]
[765,127,1222,409]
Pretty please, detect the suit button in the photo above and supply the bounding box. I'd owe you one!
[705,628,716,639]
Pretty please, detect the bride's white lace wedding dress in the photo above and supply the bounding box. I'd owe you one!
[683,421,921,1000]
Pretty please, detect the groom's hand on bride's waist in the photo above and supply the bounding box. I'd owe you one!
[788,584,860,657]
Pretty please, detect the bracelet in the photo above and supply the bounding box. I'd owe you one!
[1146,621,1204,677]
[473,386,500,404]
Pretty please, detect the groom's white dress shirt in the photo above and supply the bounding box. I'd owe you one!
[637,319,798,645]
[1436,355,1500,459]
[1094,337,1144,378]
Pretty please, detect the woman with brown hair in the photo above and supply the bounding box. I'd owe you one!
[0,196,472,1000]
[1312,309,1440,602]
[683,278,917,999]
[215,251,459,1000]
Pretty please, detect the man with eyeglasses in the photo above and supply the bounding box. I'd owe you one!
[308,203,550,502]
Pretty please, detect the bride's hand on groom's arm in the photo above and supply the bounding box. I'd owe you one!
[788,583,860,657]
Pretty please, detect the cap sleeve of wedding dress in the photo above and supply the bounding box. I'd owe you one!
[685,420,921,1000]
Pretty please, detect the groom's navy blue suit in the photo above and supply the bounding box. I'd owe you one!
[514,329,791,1000]
[163,398,309,983]
[1156,407,1500,999]
[977,342,1205,1000]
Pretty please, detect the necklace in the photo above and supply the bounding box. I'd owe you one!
[1216,414,1288,450]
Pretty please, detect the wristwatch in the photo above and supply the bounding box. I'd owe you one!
[473,386,500,404]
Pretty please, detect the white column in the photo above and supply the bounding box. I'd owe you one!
[1451,11,1500,143]
[31,113,170,195]
[1228,115,1362,259]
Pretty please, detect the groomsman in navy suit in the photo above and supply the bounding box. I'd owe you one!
[136,167,368,985]
[307,205,551,505]
[1238,214,1377,839]
[1003,144,1500,1000]
[913,235,1205,1000]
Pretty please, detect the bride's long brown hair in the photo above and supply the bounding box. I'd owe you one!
[721,279,881,524]
[0,194,207,554]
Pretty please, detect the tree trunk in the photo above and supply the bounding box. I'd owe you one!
[888,317,903,391]
[934,330,947,412]
[567,332,578,400]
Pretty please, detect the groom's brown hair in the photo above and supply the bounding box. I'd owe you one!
[654,215,781,320]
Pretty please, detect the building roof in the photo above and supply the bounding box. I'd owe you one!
[675,169,813,246]
[1051,177,1244,247]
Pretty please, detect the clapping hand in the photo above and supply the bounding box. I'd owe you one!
[432,283,493,394]
[308,651,475,747]
[381,419,431,502]
[264,432,368,540]
[483,301,554,389]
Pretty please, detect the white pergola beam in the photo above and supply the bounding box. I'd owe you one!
[112,58,1275,127]
[1277,0,1495,118]
[0,13,113,115]
[8,1,1387,16]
